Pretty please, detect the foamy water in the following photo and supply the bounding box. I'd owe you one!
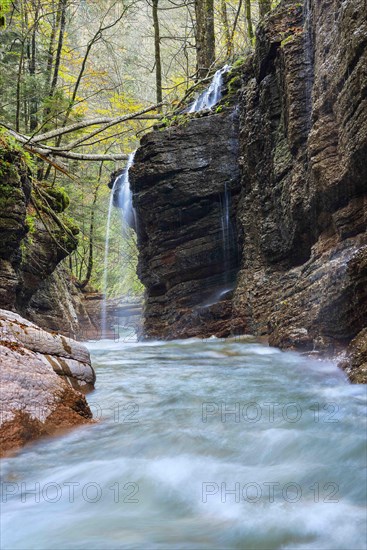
[1,335,366,549]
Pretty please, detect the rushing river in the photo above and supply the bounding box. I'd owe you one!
[1,335,366,550]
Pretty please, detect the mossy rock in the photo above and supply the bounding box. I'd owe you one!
[39,183,70,213]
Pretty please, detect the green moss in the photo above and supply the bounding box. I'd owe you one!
[0,128,36,173]
[25,213,36,234]
[61,214,79,236]
[228,75,242,95]
[281,34,296,48]
[232,57,246,70]
[159,113,188,130]
[40,184,70,213]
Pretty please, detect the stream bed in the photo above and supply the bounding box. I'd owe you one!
[1,335,366,549]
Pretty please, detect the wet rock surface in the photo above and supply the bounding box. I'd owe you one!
[339,329,367,384]
[0,309,95,455]
[234,0,367,364]
[130,109,241,339]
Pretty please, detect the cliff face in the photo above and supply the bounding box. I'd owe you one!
[234,0,367,355]
[130,110,242,339]
[131,0,366,375]
[0,139,94,337]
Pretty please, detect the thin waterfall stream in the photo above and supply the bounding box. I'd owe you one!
[101,152,136,338]
[187,65,231,113]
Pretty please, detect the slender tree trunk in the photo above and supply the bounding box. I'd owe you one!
[220,0,232,58]
[152,0,162,108]
[205,0,215,68]
[28,2,39,131]
[16,46,24,132]
[259,0,272,18]
[195,0,206,78]
[45,1,57,95]
[79,168,102,289]
[49,0,67,98]
[195,0,215,78]
[245,0,254,42]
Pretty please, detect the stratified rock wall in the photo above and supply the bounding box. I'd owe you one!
[0,140,90,336]
[234,0,367,355]
[130,0,366,378]
[130,110,242,339]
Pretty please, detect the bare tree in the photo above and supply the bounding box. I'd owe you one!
[152,0,163,107]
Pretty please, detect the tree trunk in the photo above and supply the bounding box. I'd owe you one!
[49,0,67,98]
[28,2,39,132]
[220,0,232,58]
[259,0,272,18]
[195,0,215,79]
[205,0,215,69]
[45,1,57,96]
[152,0,162,108]
[245,0,254,42]
[15,46,24,132]
[195,0,206,78]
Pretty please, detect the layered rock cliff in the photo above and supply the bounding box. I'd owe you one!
[130,108,242,339]
[130,0,366,378]
[0,136,94,337]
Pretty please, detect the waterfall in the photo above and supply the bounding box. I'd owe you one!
[188,65,231,113]
[101,152,136,338]
[200,183,234,309]
[219,182,232,285]
[117,151,136,229]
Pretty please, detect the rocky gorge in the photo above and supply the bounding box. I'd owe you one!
[130,0,367,380]
[0,0,366,458]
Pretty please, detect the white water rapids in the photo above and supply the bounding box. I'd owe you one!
[1,335,366,549]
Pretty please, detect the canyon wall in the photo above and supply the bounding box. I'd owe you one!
[130,0,366,377]
[0,139,95,337]
[130,108,242,339]
[233,0,366,360]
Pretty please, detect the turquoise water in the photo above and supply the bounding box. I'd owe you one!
[1,336,366,549]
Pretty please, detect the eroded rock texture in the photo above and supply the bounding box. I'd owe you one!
[0,140,93,336]
[130,110,241,339]
[233,0,367,358]
[131,0,366,379]
[0,309,95,456]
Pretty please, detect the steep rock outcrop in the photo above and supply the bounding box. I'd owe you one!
[0,309,95,456]
[26,265,96,340]
[0,137,88,335]
[130,0,366,379]
[130,109,241,339]
[233,0,367,357]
